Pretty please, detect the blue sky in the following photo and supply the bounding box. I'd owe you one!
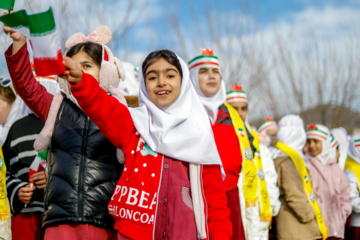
[1,0,359,69]
[1,0,359,119]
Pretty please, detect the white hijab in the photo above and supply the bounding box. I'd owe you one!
[128,54,222,167]
[348,134,360,164]
[273,114,306,161]
[117,61,140,96]
[329,134,339,162]
[189,66,226,124]
[330,127,350,169]
[0,96,32,145]
[308,124,332,166]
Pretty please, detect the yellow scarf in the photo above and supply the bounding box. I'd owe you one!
[345,156,360,192]
[247,125,272,222]
[224,102,257,207]
[275,141,328,240]
[0,144,11,222]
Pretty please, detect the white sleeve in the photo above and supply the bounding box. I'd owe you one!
[345,169,360,213]
[260,143,281,216]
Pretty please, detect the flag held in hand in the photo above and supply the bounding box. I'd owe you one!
[0,7,65,76]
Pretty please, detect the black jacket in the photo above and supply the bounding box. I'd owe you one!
[43,97,123,229]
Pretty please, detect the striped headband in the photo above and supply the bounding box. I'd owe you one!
[354,137,360,148]
[226,84,247,103]
[330,135,339,149]
[306,124,329,141]
[188,48,220,70]
[257,117,277,134]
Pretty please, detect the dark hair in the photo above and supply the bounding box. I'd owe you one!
[0,85,16,104]
[66,42,103,67]
[142,49,183,79]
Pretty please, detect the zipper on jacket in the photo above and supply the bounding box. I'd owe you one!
[45,100,64,212]
[152,155,164,240]
[78,117,90,220]
[44,149,53,211]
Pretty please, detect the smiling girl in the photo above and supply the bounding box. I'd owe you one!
[306,124,351,240]
[62,49,232,239]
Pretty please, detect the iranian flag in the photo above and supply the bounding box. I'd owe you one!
[28,150,48,188]
[0,0,15,10]
[0,8,65,76]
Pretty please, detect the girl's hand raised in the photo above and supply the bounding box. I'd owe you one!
[3,25,27,55]
[60,56,83,85]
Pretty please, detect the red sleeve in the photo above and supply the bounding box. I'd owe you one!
[71,73,135,151]
[5,43,52,121]
[202,165,232,240]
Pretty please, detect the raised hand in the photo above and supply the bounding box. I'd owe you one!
[3,25,27,55]
[59,56,83,85]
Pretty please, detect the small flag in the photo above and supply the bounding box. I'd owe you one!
[304,175,309,183]
[0,0,15,10]
[29,150,48,188]
[0,7,65,76]
[238,128,245,136]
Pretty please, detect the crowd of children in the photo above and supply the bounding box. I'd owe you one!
[0,22,359,240]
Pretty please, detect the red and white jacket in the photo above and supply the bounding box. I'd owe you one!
[71,74,232,240]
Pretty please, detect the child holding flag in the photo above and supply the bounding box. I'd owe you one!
[3,19,123,240]
[3,113,45,240]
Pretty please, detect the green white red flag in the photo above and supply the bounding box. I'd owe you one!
[0,0,15,10]
[0,8,65,76]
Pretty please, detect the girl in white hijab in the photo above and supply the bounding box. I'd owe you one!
[306,124,351,239]
[272,115,322,240]
[331,127,350,170]
[188,48,226,124]
[189,48,246,240]
[64,49,232,240]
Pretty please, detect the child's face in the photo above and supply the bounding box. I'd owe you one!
[229,101,248,121]
[0,97,13,125]
[307,138,323,157]
[145,57,181,107]
[197,67,221,97]
[336,146,340,162]
[71,50,100,82]
[266,127,279,146]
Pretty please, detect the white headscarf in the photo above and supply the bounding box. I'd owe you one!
[307,124,332,166]
[329,134,339,162]
[273,114,306,160]
[117,62,140,96]
[348,134,360,164]
[0,96,32,145]
[0,77,61,145]
[128,54,222,167]
[330,127,350,169]
[189,66,226,124]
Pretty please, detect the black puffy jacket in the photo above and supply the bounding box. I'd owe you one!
[43,97,123,229]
